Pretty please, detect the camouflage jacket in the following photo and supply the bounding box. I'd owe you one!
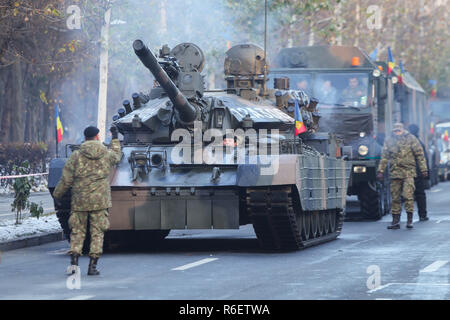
[53,139,121,211]
[340,86,365,102]
[377,132,427,179]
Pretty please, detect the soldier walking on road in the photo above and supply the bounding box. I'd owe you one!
[53,126,121,275]
[377,123,428,229]
[408,124,430,221]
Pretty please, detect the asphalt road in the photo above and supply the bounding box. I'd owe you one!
[0,182,449,300]
[0,192,55,221]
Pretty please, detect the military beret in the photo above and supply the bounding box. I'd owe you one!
[84,126,100,138]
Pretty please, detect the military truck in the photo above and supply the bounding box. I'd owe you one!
[48,41,351,251]
[376,61,436,187]
[271,46,390,219]
[429,87,450,182]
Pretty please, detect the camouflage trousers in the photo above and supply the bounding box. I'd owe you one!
[391,178,416,215]
[69,209,110,258]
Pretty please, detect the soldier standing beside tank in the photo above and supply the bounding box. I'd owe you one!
[53,126,121,275]
[408,124,430,221]
[377,123,428,229]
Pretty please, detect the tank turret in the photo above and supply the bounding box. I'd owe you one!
[133,39,198,124]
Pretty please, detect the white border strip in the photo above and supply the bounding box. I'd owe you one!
[420,260,448,273]
[0,172,48,180]
[172,258,218,271]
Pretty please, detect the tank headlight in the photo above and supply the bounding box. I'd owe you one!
[391,76,398,84]
[150,153,163,167]
[360,132,366,138]
[373,69,381,77]
[358,145,369,156]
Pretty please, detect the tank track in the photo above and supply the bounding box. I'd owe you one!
[246,186,344,251]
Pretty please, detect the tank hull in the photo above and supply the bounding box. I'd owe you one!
[49,151,350,250]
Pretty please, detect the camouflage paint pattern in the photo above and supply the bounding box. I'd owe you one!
[69,209,110,258]
[53,139,121,211]
[378,131,427,179]
[390,178,415,214]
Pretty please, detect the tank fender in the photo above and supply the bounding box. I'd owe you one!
[48,158,68,189]
[236,155,298,187]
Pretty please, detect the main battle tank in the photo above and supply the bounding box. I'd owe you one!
[49,40,351,251]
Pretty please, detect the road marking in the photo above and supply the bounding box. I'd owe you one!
[48,248,70,255]
[172,258,218,271]
[66,295,94,300]
[420,260,448,273]
[368,282,450,294]
[430,188,442,193]
[367,283,393,293]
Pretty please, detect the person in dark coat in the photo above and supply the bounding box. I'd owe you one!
[408,124,429,221]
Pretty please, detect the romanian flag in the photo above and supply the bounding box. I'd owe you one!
[55,105,63,143]
[444,130,449,142]
[294,99,306,136]
[430,122,435,134]
[387,47,395,75]
[398,61,404,84]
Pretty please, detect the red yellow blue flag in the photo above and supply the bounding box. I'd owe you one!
[387,47,395,75]
[294,99,306,136]
[55,105,63,143]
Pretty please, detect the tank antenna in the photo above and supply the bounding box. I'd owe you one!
[263,0,268,96]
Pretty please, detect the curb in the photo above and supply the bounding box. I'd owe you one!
[0,231,65,252]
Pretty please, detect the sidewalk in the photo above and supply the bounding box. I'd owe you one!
[0,211,64,252]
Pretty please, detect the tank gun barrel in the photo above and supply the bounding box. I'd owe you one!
[133,39,197,124]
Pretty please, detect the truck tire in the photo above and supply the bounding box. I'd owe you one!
[358,181,384,220]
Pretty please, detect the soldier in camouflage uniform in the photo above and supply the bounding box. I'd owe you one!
[53,126,121,275]
[377,123,428,229]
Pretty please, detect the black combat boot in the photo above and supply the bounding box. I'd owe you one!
[387,214,400,229]
[67,253,80,275]
[88,257,100,276]
[70,253,79,266]
[419,215,429,221]
[406,212,414,229]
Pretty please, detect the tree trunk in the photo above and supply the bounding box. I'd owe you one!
[10,58,24,143]
[0,65,12,143]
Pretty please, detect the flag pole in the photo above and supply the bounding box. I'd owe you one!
[55,104,59,158]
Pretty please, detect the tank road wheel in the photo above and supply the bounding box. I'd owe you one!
[316,212,324,236]
[358,181,384,220]
[322,212,330,236]
[310,211,319,238]
[300,212,311,241]
[329,210,336,233]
